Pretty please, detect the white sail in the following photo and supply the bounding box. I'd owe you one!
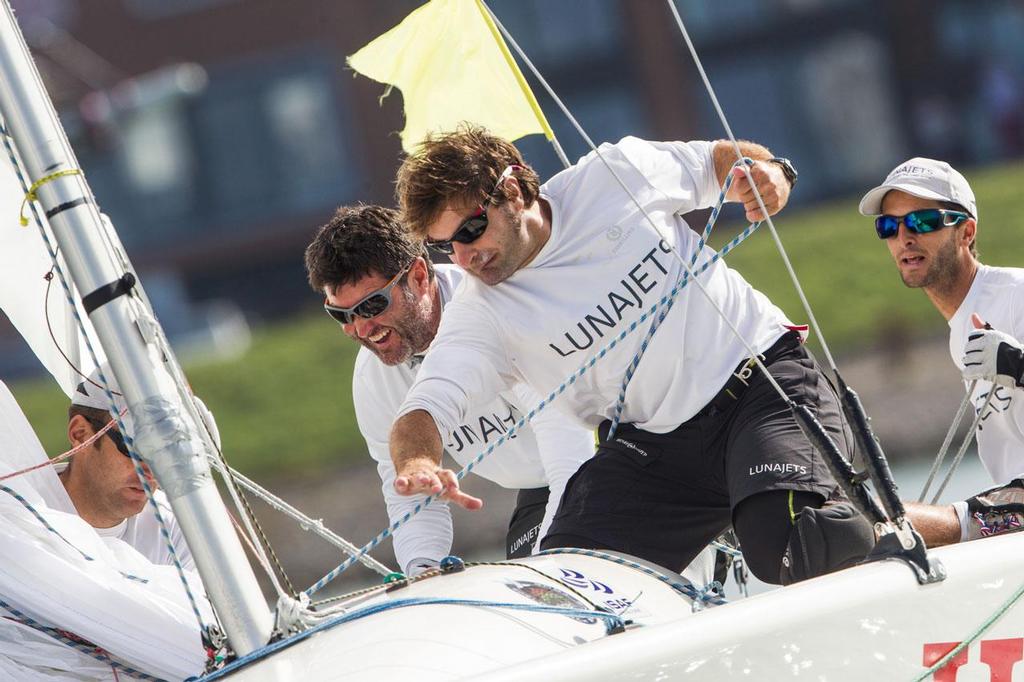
[0,133,100,397]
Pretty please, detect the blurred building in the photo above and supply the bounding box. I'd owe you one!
[6,0,1024,328]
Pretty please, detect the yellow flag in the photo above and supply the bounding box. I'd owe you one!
[348,0,554,153]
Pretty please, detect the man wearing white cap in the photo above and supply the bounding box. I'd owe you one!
[860,158,1024,545]
[60,367,195,569]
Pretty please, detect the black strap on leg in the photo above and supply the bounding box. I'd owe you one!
[82,272,136,314]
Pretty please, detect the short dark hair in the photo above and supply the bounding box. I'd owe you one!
[304,204,433,294]
[396,124,540,239]
[940,200,978,257]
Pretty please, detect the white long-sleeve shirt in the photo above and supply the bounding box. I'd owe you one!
[400,138,792,440]
[52,463,195,572]
[948,263,1024,485]
[353,265,596,574]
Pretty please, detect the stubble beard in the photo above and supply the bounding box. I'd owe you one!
[478,203,525,286]
[368,286,436,366]
[901,231,961,290]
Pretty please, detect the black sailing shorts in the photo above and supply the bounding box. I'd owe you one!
[506,486,550,559]
[541,330,849,572]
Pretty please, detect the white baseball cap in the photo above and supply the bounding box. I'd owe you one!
[858,157,977,220]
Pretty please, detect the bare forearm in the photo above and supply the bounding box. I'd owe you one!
[904,501,960,547]
[389,409,483,509]
[711,139,773,186]
[390,409,443,473]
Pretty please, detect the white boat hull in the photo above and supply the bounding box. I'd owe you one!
[217,534,1024,680]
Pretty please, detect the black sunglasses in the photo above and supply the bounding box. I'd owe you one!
[324,263,411,325]
[85,416,130,458]
[875,208,969,239]
[426,165,520,255]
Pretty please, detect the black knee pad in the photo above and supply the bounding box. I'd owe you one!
[780,502,875,585]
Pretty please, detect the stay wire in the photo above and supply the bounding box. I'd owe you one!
[664,0,839,374]
[930,388,995,504]
[918,382,977,502]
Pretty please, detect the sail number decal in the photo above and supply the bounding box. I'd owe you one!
[922,637,1023,681]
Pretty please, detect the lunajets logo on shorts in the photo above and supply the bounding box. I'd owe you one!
[749,462,807,476]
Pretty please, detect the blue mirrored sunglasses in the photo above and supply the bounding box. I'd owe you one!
[324,263,411,325]
[875,208,969,239]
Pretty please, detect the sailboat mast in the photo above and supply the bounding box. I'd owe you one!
[0,1,273,655]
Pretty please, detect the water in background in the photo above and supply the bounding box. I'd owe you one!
[723,453,993,598]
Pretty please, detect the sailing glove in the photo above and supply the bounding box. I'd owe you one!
[961,328,1024,388]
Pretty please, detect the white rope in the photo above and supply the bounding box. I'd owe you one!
[215,462,393,577]
[931,388,996,504]
[919,382,977,502]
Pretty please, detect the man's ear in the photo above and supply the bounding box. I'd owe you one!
[408,256,431,295]
[961,218,977,248]
[67,414,95,447]
[504,175,525,208]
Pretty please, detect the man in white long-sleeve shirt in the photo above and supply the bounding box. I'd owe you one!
[304,205,615,576]
[389,126,876,585]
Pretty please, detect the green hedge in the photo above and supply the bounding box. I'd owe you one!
[10,159,1024,476]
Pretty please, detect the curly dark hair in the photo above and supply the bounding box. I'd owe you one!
[396,123,540,238]
[304,204,433,294]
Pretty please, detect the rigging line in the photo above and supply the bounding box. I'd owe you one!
[0,123,211,639]
[0,598,167,682]
[664,0,839,375]
[930,388,996,504]
[483,3,795,407]
[85,209,293,599]
[199,420,294,599]
[198,599,626,682]
[303,221,762,596]
[609,162,750,438]
[222,465,392,577]
[919,383,976,502]
[121,293,291,600]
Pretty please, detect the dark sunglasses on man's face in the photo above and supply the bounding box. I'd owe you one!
[85,416,130,458]
[426,164,521,255]
[875,208,969,240]
[323,264,411,326]
[426,204,489,255]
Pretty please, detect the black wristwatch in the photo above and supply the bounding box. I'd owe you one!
[769,157,798,188]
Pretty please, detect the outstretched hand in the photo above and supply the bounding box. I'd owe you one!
[727,161,791,223]
[394,457,483,510]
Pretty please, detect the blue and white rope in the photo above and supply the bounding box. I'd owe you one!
[608,159,753,440]
[0,483,149,584]
[304,220,761,596]
[195,597,624,681]
[0,597,166,681]
[0,123,210,637]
